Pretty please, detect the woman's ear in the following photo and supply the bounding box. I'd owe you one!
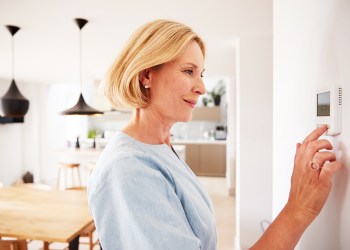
[139,69,151,87]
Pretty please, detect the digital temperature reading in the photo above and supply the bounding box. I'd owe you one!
[316,86,342,136]
[317,91,330,116]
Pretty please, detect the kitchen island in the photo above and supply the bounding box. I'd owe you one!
[57,139,225,182]
[56,145,186,185]
[172,139,226,177]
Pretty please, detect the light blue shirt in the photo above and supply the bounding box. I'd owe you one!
[88,131,217,250]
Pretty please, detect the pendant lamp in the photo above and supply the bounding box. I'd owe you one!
[0,25,29,123]
[60,18,103,116]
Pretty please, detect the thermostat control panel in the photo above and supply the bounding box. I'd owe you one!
[316,86,342,136]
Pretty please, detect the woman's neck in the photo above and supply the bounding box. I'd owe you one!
[122,108,173,146]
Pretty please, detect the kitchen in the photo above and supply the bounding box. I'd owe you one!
[2,0,349,249]
[57,76,229,181]
[0,1,237,249]
[0,1,237,193]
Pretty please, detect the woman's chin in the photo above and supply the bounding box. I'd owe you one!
[178,113,193,123]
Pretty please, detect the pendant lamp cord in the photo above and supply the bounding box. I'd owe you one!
[11,35,14,80]
[79,28,82,93]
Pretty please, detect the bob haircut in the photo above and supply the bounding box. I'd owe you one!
[105,19,205,109]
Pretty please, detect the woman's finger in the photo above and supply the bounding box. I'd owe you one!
[294,143,301,161]
[319,161,343,185]
[302,125,328,144]
[304,139,333,158]
[313,151,336,166]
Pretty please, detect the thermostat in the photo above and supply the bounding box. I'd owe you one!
[316,86,342,136]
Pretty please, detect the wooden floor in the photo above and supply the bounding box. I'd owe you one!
[28,177,236,250]
[199,177,236,250]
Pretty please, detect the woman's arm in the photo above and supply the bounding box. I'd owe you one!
[250,126,342,250]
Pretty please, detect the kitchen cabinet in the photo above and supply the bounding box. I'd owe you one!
[192,106,221,121]
[185,144,226,177]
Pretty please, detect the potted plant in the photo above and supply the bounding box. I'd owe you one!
[202,96,209,106]
[87,129,98,148]
[209,80,226,106]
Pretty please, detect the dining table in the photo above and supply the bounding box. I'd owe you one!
[0,186,93,250]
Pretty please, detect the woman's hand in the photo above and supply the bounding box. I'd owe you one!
[250,126,342,250]
[287,125,342,222]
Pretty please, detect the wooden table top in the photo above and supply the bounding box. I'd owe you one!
[0,187,93,243]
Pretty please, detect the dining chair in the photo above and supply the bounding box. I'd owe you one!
[65,186,99,250]
[0,239,28,250]
[79,222,99,250]
[56,163,81,190]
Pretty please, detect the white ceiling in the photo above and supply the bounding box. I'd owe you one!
[0,0,269,85]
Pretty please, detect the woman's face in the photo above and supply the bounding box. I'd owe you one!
[145,41,206,124]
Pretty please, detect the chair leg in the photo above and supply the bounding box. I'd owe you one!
[56,168,61,190]
[65,168,68,189]
[77,167,82,187]
[43,241,50,250]
[89,232,93,250]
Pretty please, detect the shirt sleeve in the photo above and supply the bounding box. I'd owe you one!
[88,152,202,250]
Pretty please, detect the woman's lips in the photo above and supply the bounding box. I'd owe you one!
[184,99,196,108]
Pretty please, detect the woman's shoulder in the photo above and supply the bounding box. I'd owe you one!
[101,130,144,155]
[95,131,171,178]
[89,131,175,191]
[98,133,150,171]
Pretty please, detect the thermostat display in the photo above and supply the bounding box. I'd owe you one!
[316,86,342,136]
[317,91,330,116]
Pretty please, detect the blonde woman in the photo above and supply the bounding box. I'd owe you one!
[88,19,342,250]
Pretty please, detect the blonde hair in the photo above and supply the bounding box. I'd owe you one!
[105,19,205,109]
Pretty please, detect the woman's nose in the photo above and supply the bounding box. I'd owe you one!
[194,78,206,95]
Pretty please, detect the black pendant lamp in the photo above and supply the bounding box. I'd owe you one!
[0,25,29,123]
[60,18,103,116]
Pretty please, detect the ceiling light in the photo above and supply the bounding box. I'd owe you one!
[60,18,103,116]
[0,25,30,124]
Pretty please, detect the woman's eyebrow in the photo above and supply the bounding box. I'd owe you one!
[182,62,198,69]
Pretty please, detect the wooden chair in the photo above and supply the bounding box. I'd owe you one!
[79,222,99,250]
[65,187,99,250]
[0,239,28,250]
[56,163,81,190]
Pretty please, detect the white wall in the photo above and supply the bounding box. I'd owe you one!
[0,79,74,185]
[0,79,31,185]
[236,34,273,249]
[274,0,350,249]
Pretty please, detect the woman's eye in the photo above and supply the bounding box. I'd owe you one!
[184,69,193,75]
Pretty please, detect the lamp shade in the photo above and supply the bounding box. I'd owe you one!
[60,93,103,115]
[1,79,29,117]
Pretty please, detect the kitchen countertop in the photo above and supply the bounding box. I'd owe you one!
[56,140,226,163]
[58,139,226,156]
[171,139,226,145]
[57,144,189,155]
[57,147,104,155]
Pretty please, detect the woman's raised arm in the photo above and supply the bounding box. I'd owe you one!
[250,125,342,250]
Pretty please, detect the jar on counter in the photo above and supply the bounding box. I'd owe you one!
[214,126,226,140]
[22,171,34,183]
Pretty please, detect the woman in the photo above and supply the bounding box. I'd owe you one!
[88,19,342,250]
